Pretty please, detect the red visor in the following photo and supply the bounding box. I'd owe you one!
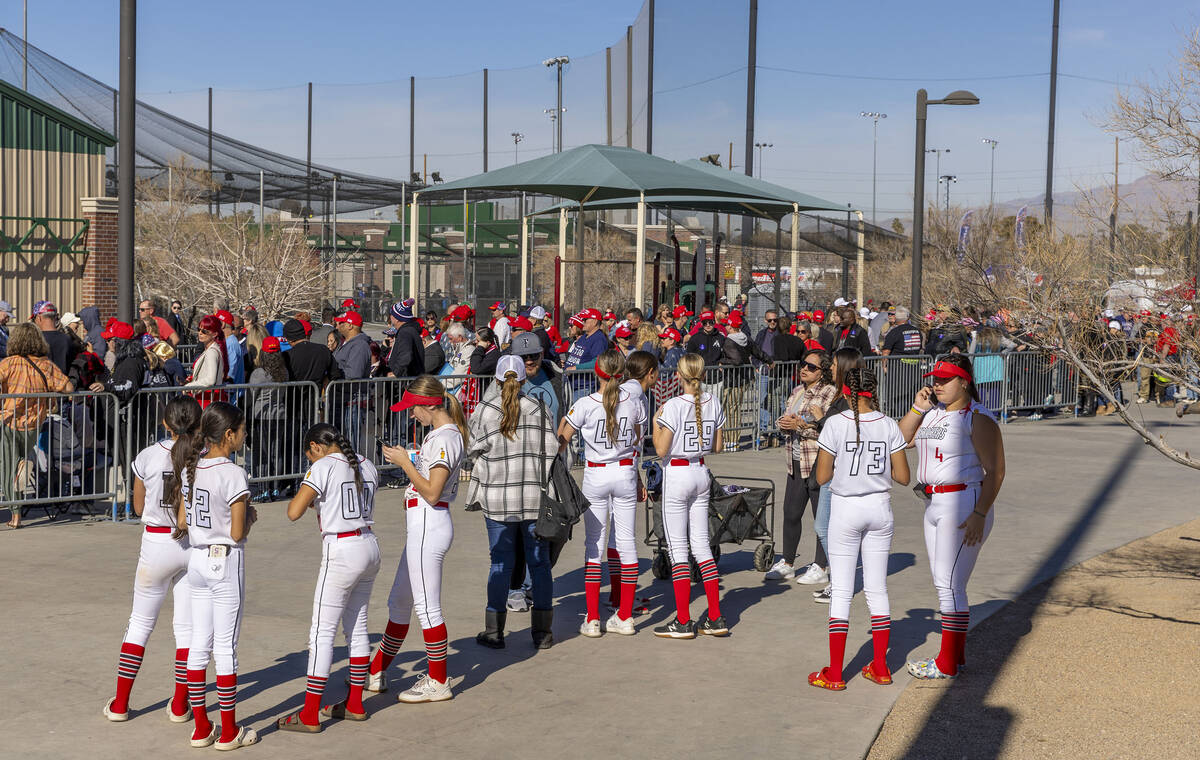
[923,361,972,383]
[390,391,444,412]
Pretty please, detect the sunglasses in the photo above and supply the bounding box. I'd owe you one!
[765,318,777,323]
[798,330,809,336]
[138,306,152,312]
[801,361,821,372]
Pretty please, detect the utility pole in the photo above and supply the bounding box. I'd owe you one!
[1045,0,1061,229]
[1110,137,1118,255]
[742,0,758,275]
[861,112,887,225]
[982,138,999,209]
[117,0,136,323]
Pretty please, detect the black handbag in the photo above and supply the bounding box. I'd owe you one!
[533,400,589,542]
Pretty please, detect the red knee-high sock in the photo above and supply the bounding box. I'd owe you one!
[827,618,849,682]
[370,620,409,674]
[869,615,891,675]
[935,611,967,675]
[187,669,211,740]
[346,656,369,713]
[584,562,602,622]
[607,548,621,606]
[618,563,639,621]
[112,642,145,714]
[215,673,237,743]
[957,609,970,666]
[170,648,189,716]
[423,624,449,684]
[671,563,692,624]
[298,675,326,725]
[697,559,721,620]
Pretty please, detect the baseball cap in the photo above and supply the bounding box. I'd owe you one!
[859,307,871,319]
[61,311,82,328]
[214,309,234,326]
[450,304,474,322]
[510,331,543,357]
[489,300,506,311]
[495,354,526,382]
[659,327,682,342]
[1107,320,1122,329]
[602,310,616,320]
[529,305,547,320]
[671,305,693,319]
[141,333,159,349]
[568,312,586,329]
[341,298,359,310]
[0,300,13,316]
[390,298,417,322]
[698,310,715,322]
[580,308,602,321]
[614,322,633,338]
[298,319,313,337]
[101,320,135,341]
[390,389,444,413]
[509,316,531,333]
[813,309,825,321]
[726,312,743,328]
[261,336,281,353]
[31,300,57,318]
[833,297,848,307]
[334,311,363,327]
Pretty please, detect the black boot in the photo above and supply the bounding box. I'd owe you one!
[476,609,506,649]
[531,608,554,650]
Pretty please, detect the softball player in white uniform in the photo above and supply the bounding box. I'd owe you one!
[900,356,1005,680]
[809,369,909,691]
[277,423,381,732]
[370,376,468,703]
[104,397,202,723]
[559,351,647,636]
[651,352,728,639]
[173,401,258,750]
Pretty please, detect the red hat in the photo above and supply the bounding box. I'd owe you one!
[451,305,475,322]
[602,310,616,321]
[341,298,359,310]
[727,312,744,328]
[924,360,973,383]
[580,308,603,321]
[555,339,570,354]
[671,305,693,319]
[804,338,825,352]
[659,327,682,342]
[698,310,715,322]
[511,316,534,332]
[101,320,135,341]
[489,301,506,311]
[213,309,234,326]
[298,319,313,336]
[390,390,444,413]
[614,323,633,339]
[334,311,363,327]
[261,336,281,353]
[812,309,825,322]
[568,312,586,329]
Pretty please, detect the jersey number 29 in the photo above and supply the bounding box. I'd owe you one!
[681,420,716,454]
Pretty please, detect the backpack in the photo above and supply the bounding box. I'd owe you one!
[143,366,173,389]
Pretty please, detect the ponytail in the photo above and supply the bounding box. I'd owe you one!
[677,352,706,443]
[444,391,470,445]
[405,375,469,446]
[596,350,626,445]
[499,372,522,440]
[172,401,243,512]
[303,422,364,506]
[162,396,202,517]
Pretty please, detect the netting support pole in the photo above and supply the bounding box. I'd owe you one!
[635,192,646,312]
[463,190,469,305]
[790,203,799,313]
[575,208,584,312]
[259,170,264,258]
[520,213,528,304]
[306,82,312,232]
[558,208,567,314]
[855,210,865,306]
[646,0,655,155]
[605,47,612,146]
[208,86,213,216]
[409,77,415,181]
[332,177,338,280]
[773,219,781,308]
[625,26,633,149]
[742,0,758,264]
[117,0,136,324]
[482,68,488,172]
[409,193,419,302]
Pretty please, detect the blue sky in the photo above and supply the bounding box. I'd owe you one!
[1,0,1193,218]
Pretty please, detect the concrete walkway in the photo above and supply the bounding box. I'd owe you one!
[1,405,1197,760]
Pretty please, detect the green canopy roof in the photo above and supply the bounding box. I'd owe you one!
[416,144,789,204]
[681,159,850,213]
[530,194,796,221]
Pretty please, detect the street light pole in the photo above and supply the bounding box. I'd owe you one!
[911,89,979,318]
[860,112,887,226]
[511,132,524,164]
[926,148,950,209]
[754,142,773,179]
[543,56,570,153]
[939,175,957,212]
[982,138,999,209]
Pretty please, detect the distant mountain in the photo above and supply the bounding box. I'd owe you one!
[994,173,1198,231]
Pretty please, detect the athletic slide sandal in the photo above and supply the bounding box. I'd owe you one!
[321,702,368,721]
[166,704,192,723]
[276,711,322,733]
[102,697,128,722]
[189,724,219,748]
[214,726,259,751]
[808,668,847,691]
[861,664,893,685]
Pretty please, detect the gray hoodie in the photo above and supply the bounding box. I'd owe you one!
[79,305,106,360]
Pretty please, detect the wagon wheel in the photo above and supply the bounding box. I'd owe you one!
[651,550,671,580]
[753,542,774,572]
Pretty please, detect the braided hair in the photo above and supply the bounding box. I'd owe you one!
[676,352,707,444]
[304,423,364,505]
[843,367,879,444]
[171,401,244,513]
[161,396,202,518]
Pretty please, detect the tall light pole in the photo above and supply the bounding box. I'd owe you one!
[511,132,524,164]
[754,142,773,179]
[926,148,950,209]
[912,89,979,318]
[982,137,999,209]
[939,175,957,212]
[542,107,566,153]
[117,0,136,323]
[543,56,569,153]
[860,111,887,225]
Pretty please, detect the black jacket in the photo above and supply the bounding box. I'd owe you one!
[926,325,968,357]
[685,330,724,366]
[772,333,808,363]
[105,353,146,407]
[470,344,500,378]
[533,327,557,366]
[423,340,446,375]
[387,321,425,378]
[285,341,342,387]
[44,329,77,374]
[719,335,771,367]
[833,324,874,356]
[816,326,835,353]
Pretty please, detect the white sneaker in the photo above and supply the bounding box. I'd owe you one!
[397,674,453,703]
[604,612,636,636]
[365,669,387,693]
[812,584,832,604]
[506,589,529,612]
[763,559,795,581]
[794,563,829,585]
[579,618,603,638]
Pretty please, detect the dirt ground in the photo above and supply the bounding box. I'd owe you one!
[868,517,1200,760]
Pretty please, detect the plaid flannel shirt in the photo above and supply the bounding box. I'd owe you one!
[784,382,837,478]
[0,354,72,431]
[464,392,558,522]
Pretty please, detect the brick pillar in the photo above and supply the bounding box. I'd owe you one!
[80,197,120,320]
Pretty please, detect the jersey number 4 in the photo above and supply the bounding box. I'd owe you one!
[593,416,633,448]
[845,441,887,476]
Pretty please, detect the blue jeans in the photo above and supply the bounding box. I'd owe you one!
[815,482,831,565]
[485,518,552,612]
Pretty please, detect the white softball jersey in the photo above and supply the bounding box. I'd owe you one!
[621,378,650,423]
[131,440,178,529]
[817,410,907,497]
[656,393,725,460]
[301,453,380,535]
[913,402,993,486]
[407,424,465,506]
[565,391,647,463]
[182,457,251,547]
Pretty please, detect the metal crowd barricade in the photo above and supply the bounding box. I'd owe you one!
[758,360,803,441]
[173,344,201,366]
[0,390,120,519]
[865,354,935,418]
[123,381,321,514]
[1000,350,1078,417]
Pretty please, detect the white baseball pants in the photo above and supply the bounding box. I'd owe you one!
[923,486,993,613]
[582,464,638,566]
[826,493,893,622]
[387,503,453,629]
[661,464,713,566]
[307,533,381,679]
[122,531,192,649]
[186,545,245,676]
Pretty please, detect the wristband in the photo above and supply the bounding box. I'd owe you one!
[910,405,928,416]
[972,509,987,518]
